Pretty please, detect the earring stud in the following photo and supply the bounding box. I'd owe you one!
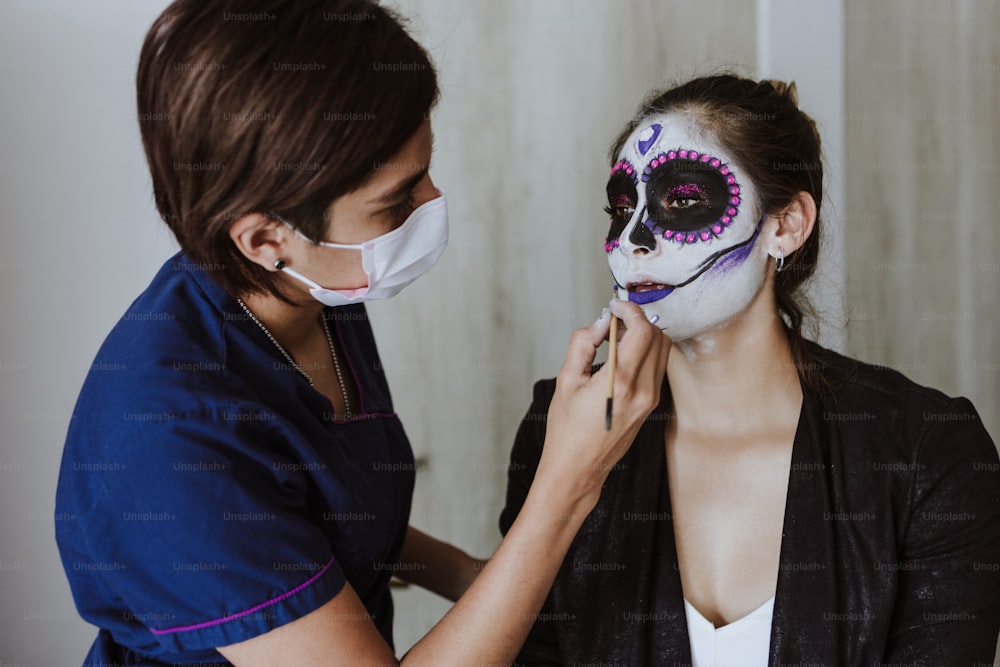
[274,259,286,270]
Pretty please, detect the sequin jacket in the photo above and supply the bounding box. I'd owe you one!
[500,343,1000,665]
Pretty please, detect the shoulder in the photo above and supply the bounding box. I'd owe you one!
[98,252,230,369]
[72,254,282,442]
[804,340,995,461]
[807,339,979,414]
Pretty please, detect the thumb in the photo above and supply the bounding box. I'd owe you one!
[558,310,611,384]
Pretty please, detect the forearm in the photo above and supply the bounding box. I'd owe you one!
[401,303,665,665]
[401,483,597,666]
[396,526,487,602]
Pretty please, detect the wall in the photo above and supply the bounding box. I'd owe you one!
[844,0,999,441]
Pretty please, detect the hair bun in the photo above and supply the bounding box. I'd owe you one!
[764,79,799,106]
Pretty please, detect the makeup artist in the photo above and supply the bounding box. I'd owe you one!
[53,1,669,665]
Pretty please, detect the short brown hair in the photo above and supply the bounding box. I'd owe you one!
[137,0,439,298]
[610,74,829,392]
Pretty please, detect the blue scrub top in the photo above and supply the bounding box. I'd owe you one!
[55,253,416,665]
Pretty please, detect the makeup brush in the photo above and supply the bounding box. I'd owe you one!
[605,314,618,431]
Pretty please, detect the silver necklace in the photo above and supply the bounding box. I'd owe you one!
[236,298,351,417]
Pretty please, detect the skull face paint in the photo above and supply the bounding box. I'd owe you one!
[605,114,771,341]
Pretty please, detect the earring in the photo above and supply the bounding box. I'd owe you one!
[775,247,786,273]
[274,259,286,270]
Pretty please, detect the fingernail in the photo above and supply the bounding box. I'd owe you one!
[593,308,611,327]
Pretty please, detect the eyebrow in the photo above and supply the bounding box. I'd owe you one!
[368,167,429,206]
[367,131,435,206]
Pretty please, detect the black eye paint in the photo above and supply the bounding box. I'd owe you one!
[646,158,729,233]
[604,166,637,251]
[640,149,742,245]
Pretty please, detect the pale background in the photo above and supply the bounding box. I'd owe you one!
[0,0,996,663]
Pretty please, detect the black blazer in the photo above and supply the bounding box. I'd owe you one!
[500,343,1000,665]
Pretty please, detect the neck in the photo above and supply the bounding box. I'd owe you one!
[239,288,325,351]
[666,296,802,439]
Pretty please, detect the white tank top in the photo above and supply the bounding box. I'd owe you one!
[684,595,775,666]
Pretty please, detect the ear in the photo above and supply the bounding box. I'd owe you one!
[228,213,291,272]
[769,190,816,257]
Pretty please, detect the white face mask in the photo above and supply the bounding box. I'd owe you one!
[279,192,448,307]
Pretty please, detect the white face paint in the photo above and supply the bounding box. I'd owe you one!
[605,113,772,341]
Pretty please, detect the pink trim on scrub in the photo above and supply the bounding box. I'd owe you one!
[148,555,336,635]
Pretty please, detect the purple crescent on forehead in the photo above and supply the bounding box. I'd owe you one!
[636,123,662,156]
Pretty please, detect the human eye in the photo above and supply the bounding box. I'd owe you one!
[385,190,417,227]
[665,184,708,209]
[604,195,636,221]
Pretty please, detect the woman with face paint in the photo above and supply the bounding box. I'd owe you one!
[52,2,670,666]
[501,74,1000,665]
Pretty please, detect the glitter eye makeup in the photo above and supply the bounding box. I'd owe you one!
[604,161,638,252]
[668,183,707,202]
[643,149,741,245]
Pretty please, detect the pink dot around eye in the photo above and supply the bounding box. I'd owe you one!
[727,174,736,184]
[690,151,700,160]
[726,207,737,216]
[730,186,740,195]
[721,215,731,225]
[674,232,685,242]
[720,165,730,174]
[700,231,711,241]
[667,151,677,160]
[730,196,741,206]
[626,167,633,174]
[686,233,697,243]
[712,224,723,234]
[679,150,689,159]
[710,158,721,167]
[701,154,711,162]
[663,229,674,237]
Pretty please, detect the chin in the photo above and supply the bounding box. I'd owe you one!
[642,270,766,344]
